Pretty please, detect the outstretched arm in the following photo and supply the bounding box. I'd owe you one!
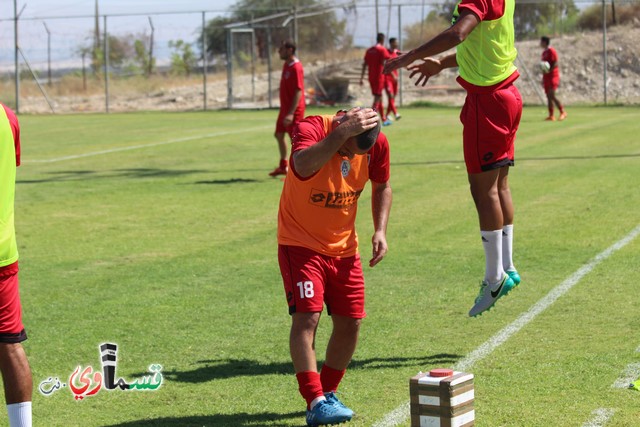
[383,10,480,75]
[369,180,392,267]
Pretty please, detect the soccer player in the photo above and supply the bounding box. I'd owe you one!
[360,33,392,126]
[384,0,522,317]
[0,102,33,427]
[277,107,392,425]
[540,36,567,121]
[384,37,401,121]
[270,39,305,177]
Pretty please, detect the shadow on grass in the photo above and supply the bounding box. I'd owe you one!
[104,411,305,427]
[393,152,640,167]
[154,353,460,384]
[17,168,208,184]
[195,178,260,185]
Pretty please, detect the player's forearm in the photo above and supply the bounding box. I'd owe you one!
[371,181,392,233]
[439,53,458,70]
[404,14,478,64]
[293,130,349,178]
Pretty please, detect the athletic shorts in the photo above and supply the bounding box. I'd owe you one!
[0,262,27,343]
[368,76,385,97]
[543,75,560,93]
[460,83,522,174]
[384,75,398,96]
[278,245,366,319]
[275,110,304,137]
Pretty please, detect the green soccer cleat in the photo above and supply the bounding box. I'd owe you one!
[469,274,515,317]
[506,269,521,286]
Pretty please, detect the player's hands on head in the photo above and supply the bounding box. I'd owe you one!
[338,107,379,139]
[408,58,442,87]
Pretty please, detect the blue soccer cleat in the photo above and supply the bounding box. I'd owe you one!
[306,399,353,426]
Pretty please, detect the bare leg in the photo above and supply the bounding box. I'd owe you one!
[324,315,361,370]
[290,312,321,373]
[0,343,32,404]
[468,168,504,231]
[497,167,514,226]
[274,131,288,162]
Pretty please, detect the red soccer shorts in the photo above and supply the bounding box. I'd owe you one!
[275,110,304,137]
[368,76,385,97]
[278,245,366,319]
[543,75,560,93]
[384,75,398,96]
[460,83,522,174]
[0,262,27,343]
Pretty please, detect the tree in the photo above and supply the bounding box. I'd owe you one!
[169,39,198,76]
[133,37,156,76]
[201,0,347,62]
[513,0,579,39]
[402,11,450,51]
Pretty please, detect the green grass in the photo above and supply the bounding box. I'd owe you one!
[7,105,640,426]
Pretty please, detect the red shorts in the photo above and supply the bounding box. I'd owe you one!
[368,76,385,97]
[460,84,522,174]
[384,75,398,96]
[0,262,27,343]
[275,110,304,137]
[278,245,366,319]
[543,75,560,93]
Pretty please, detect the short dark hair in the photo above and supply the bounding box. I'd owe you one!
[389,37,397,44]
[356,121,381,151]
[376,33,385,43]
[282,39,297,53]
[540,36,550,45]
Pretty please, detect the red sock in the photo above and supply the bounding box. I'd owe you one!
[320,364,346,393]
[558,105,565,113]
[548,107,554,116]
[280,158,288,169]
[387,98,397,117]
[376,101,386,121]
[296,371,324,409]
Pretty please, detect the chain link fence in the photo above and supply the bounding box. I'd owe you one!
[1,1,638,113]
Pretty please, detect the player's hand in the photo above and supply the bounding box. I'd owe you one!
[283,114,294,126]
[337,107,379,139]
[370,231,388,267]
[408,58,442,87]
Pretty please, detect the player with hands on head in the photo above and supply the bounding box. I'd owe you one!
[384,0,522,317]
[277,106,392,425]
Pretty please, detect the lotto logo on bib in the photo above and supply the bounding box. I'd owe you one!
[309,188,362,209]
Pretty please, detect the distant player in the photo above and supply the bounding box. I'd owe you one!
[384,0,522,317]
[0,102,33,427]
[540,36,566,121]
[277,107,392,426]
[360,33,392,126]
[270,39,305,177]
[384,37,401,121]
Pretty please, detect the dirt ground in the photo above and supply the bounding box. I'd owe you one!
[17,25,640,114]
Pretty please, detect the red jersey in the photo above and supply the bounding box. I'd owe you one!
[541,47,560,79]
[280,58,305,116]
[1,104,20,167]
[278,115,390,257]
[364,44,391,83]
[386,48,399,79]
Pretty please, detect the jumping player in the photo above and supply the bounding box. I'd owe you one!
[384,0,522,316]
[270,39,305,177]
[360,33,392,126]
[540,36,567,121]
[0,102,33,427]
[277,107,392,425]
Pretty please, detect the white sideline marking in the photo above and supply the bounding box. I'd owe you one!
[23,126,270,164]
[612,362,640,389]
[373,224,640,427]
[581,408,615,427]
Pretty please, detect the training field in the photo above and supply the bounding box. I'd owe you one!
[8,105,640,426]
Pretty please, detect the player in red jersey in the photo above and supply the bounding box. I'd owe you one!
[278,107,392,426]
[270,39,306,177]
[384,37,401,121]
[360,33,392,126]
[540,36,566,121]
[0,103,33,427]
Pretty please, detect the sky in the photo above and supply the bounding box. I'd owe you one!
[0,0,423,71]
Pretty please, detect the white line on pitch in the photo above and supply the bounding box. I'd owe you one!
[23,126,271,164]
[612,362,640,389]
[373,224,640,427]
[581,408,615,427]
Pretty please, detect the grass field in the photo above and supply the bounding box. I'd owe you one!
[6,105,640,426]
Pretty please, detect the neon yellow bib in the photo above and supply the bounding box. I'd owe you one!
[0,107,18,267]
[454,0,517,86]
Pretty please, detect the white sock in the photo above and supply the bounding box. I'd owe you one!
[7,402,31,427]
[502,224,515,271]
[481,229,503,284]
[310,395,326,410]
